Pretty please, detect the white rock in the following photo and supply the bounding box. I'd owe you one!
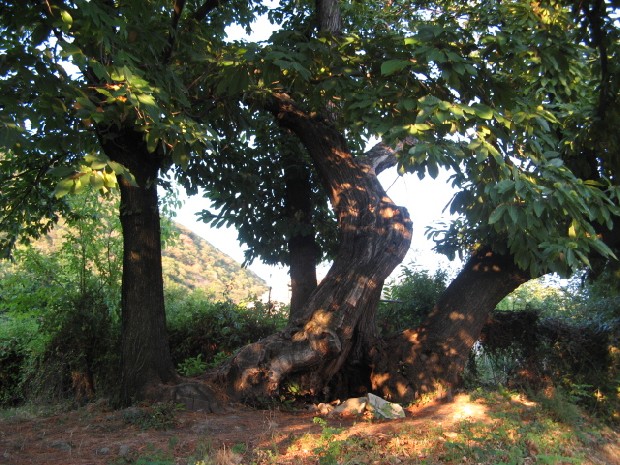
[332,396,368,416]
[366,393,405,419]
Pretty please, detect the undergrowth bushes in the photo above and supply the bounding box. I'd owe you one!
[378,265,448,335]
[166,286,287,372]
[466,305,620,424]
[0,288,120,406]
[0,282,286,407]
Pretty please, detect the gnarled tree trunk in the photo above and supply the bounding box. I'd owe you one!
[99,127,177,405]
[370,246,531,403]
[216,94,412,399]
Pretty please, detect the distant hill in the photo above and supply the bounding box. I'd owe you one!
[162,223,268,302]
[31,221,268,303]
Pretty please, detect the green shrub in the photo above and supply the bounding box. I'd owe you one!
[166,288,286,370]
[378,263,448,335]
[465,309,619,424]
[0,337,26,406]
[177,354,207,377]
[0,242,121,406]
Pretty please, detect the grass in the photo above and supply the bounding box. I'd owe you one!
[237,389,612,465]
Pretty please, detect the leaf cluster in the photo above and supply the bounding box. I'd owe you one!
[1,0,619,277]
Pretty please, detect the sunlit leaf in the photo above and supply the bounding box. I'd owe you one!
[54,178,75,198]
[60,10,73,29]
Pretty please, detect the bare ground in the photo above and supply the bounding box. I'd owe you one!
[0,394,618,465]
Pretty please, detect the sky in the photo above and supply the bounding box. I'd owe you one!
[174,168,462,303]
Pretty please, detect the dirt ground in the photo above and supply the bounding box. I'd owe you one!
[0,394,618,465]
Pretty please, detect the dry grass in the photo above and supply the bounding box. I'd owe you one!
[0,390,617,465]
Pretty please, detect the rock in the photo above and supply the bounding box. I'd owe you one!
[315,402,335,415]
[332,397,368,417]
[367,393,405,419]
[161,382,225,413]
[49,440,72,451]
[96,447,110,455]
[325,394,405,420]
[118,444,131,457]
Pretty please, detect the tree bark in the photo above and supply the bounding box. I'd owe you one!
[284,154,320,320]
[316,0,341,33]
[370,247,531,403]
[98,127,177,405]
[215,95,412,399]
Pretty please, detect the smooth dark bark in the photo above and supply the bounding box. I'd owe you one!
[284,155,319,320]
[370,247,531,402]
[215,95,412,399]
[98,127,177,405]
[316,0,341,33]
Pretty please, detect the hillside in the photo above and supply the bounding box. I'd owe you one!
[31,220,268,304]
[162,223,268,302]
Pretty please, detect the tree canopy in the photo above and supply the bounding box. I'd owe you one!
[185,0,619,276]
[1,0,619,403]
[1,0,618,272]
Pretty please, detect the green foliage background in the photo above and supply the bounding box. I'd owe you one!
[0,190,272,406]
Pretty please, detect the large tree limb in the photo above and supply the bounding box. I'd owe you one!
[316,0,341,33]
[359,137,417,175]
[370,246,532,402]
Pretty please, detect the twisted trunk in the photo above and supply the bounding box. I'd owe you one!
[216,95,412,399]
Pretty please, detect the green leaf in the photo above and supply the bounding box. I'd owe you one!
[145,131,159,153]
[54,178,75,198]
[136,93,159,120]
[475,150,487,163]
[381,60,410,76]
[107,161,136,185]
[472,104,494,120]
[548,158,564,168]
[406,123,431,135]
[508,205,519,224]
[110,68,125,82]
[533,202,544,218]
[590,238,617,260]
[90,172,105,190]
[60,10,73,29]
[401,99,417,111]
[172,143,190,170]
[90,61,109,81]
[496,179,514,195]
[427,160,439,179]
[84,153,109,170]
[489,205,506,225]
[48,166,75,178]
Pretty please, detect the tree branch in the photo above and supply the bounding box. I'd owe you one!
[316,0,341,33]
[358,137,417,176]
[193,0,223,22]
[163,0,186,64]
